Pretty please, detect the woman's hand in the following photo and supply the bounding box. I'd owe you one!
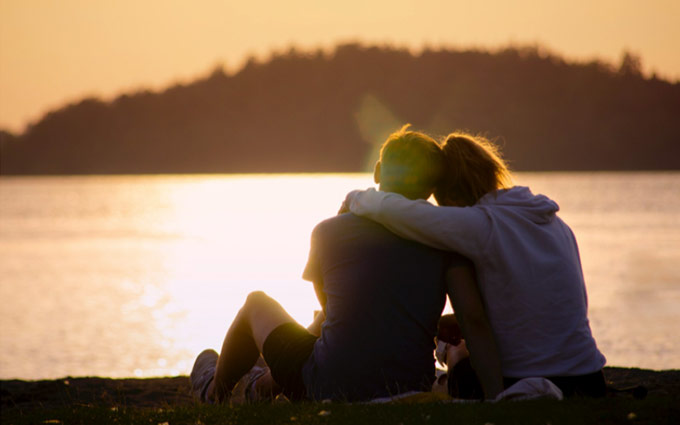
[338,190,363,215]
[337,199,349,215]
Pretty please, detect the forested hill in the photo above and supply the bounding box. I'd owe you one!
[2,44,679,174]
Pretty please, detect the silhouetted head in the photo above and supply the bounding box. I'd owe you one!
[434,133,512,207]
[374,125,444,200]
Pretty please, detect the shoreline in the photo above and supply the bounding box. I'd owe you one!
[2,367,679,410]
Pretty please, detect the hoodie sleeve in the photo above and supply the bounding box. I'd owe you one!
[347,188,490,256]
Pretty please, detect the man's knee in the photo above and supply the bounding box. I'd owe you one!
[241,291,293,345]
[245,291,273,310]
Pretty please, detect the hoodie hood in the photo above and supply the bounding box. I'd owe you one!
[479,186,559,224]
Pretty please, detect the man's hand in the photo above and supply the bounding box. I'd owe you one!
[445,339,470,366]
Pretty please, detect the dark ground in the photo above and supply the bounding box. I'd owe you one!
[1,367,678,410]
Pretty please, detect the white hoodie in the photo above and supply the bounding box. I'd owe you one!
[348,186,606,378]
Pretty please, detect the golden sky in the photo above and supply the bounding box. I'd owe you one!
[1,0,679,133]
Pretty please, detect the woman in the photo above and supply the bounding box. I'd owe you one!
[345,132,606,398]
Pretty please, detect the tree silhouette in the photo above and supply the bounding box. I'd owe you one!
[1,43,679,174]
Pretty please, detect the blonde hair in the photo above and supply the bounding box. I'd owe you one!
[434,132,513,207]
[378,125,444,199]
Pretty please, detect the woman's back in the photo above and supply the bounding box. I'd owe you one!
[471,187,605,377]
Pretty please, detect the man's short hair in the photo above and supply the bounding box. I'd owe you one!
[379,125,444,199]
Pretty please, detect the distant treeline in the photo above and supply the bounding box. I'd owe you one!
[2,43,679,174]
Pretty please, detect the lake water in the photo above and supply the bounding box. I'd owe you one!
[0,173,679,379]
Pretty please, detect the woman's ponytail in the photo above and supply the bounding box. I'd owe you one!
[434,133,512,207]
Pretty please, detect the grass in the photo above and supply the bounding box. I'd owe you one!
[3,397,678,425]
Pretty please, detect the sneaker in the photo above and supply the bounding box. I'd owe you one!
[230,365,270,404]
[190,349,218,402]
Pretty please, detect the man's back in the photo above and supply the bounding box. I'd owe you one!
[302,213,449,401]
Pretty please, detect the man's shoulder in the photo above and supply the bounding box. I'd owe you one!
[316,214,469,263]
[313,213,386,236]
[314,213,449,258]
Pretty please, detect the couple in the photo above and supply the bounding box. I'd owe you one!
[190,125,606,403]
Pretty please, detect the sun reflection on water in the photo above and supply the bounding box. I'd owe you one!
[1,172,679,379]
[124,174,374,377]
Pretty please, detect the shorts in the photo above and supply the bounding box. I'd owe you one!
[262,322,317,400]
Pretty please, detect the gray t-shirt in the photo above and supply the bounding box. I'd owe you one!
[302,213,450,401]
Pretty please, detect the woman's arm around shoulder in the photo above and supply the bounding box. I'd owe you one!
[346,188,491,255]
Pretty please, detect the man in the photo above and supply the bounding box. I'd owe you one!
[190,126,458,402]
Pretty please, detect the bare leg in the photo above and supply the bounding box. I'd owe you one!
[206,291,298,402]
